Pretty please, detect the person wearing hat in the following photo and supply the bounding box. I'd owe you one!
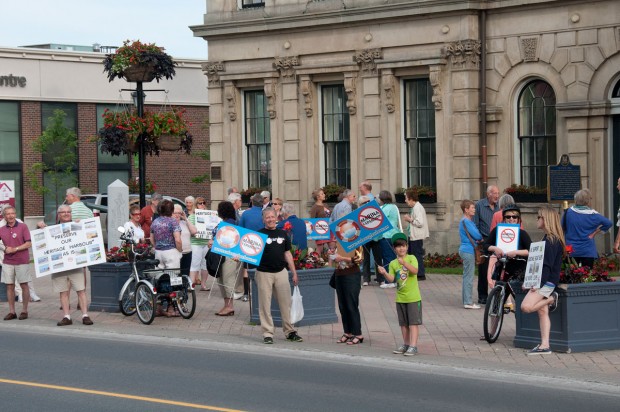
[376,232,422,356]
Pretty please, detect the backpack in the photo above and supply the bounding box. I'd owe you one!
[205,249,225,278]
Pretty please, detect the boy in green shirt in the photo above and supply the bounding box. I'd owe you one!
[377,232,422,356]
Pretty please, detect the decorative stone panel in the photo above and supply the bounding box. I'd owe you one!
[273,56,300,80]
[224,82,237,121]
[300,78,313,117]
[429,65,443,110]
[381,71,396,113]
[521,37,538,62]
[264,80,277,119]
[203,61,225,86]
[445,39,481,70]
[354,48,382,76]
[344,74,357,115]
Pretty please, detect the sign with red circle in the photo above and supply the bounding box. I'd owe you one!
[358,206,384,230]
[500,228,516,243]
[216,226,240,248]
[314,219,329,235]
[240,233,264,256]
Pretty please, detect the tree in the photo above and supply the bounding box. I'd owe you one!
[27,110,78,219]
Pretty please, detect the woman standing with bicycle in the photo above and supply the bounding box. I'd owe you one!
[521,206,565,355]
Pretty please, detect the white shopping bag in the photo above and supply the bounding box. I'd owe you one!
[290,286,304,324]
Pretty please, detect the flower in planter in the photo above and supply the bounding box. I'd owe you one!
[103,39,176,82]
[98,109,157,156]
[504,184,547,195]
[106,243,153,262]
[144,109,193,154]
[127,177,157,195]
[560,247,616,283]
[282,221,329,270]
[241,187,267,197]
[321,184,346,202]
[405,185,437,202]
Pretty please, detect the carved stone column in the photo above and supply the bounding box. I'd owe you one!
[429,65,443,111]
[264,80,277,119]
[224,82,238,121]
[300,77,314,118]
[344,73,358,116]
[381,70,396,114]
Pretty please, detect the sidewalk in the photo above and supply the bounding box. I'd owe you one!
[3,272,620,384]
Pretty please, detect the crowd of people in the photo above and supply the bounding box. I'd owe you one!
[2,177,619,357]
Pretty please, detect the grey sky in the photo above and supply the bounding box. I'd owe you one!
[1,0,208,59]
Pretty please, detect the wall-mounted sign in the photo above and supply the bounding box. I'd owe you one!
[548,154,581,201]
[0,75,27,88]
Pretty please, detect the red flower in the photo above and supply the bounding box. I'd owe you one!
[566,245,574,255]
[283,222,293,231]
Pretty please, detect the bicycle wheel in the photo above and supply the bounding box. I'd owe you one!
[135,283,156,325]
[483,286,505,343]
[176,277,196,319]
[118,277,137,316]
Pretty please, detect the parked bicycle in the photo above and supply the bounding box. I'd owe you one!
[483,255,527,343]
[118,227,159,316]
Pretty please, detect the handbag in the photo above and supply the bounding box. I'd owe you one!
[290,286,304,324]
[462,220,485,265]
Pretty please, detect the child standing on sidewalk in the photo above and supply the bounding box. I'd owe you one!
[377,232,422,356]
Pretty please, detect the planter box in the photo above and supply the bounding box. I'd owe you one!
[514,282,620,353]
[89,261,153,312]
[394,193,406,203]
[418,194,437,204]
[248,267,337,327]
[511,193,548,203]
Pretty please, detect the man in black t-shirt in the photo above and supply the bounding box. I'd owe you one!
[256,208,303,344]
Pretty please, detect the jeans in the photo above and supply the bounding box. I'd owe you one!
[335,272,362,336]
[408,239,425,278]
[180,252,192,277]
[477,259,489,303]
[459,250,475,305]
[362,240,382,283]
[379,238,397,282]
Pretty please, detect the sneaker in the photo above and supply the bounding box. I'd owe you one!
[286,331,303,342]
[17,295,23,303]
[233,292,244,300]
[527,345,552,355]
[404,346,418,356]
[82,316,94,325]
[263,336,274,344]
[549,291,559,312]
[380,282,396,289]
[30,291,41,302]
[393,344,409,354]
[464,304,481,309]
[57,317,73,326]
[242,295,249,302]
[362,282,369,286]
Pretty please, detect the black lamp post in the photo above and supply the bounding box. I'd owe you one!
[135,81,147,209]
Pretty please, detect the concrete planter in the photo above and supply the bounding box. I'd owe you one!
[89,261,153,312]
[513,282,620,353]
[248,267,337,327]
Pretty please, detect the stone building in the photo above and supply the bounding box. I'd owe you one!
[192,0,620,253]
[0,46,210,222]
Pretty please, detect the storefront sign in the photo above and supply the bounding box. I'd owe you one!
[0,74,27,88]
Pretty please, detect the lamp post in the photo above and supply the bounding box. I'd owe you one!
[135,81,147,209]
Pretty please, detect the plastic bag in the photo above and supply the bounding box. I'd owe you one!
[290,286,304,324]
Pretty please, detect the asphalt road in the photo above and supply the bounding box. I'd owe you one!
[1,329,619,412]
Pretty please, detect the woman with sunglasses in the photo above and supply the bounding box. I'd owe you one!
[482,204,532,291]
[272,197,285,222]
[124,205,146,243]
[188,197,211,289]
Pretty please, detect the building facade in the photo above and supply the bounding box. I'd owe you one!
[0,46,210,222]
[192,0,620,253]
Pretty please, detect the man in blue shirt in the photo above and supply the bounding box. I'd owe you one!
[473,185,499,304]
[239,194,265,232]
[277,203,308,250]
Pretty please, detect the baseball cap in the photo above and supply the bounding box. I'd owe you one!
[391,232,408,244]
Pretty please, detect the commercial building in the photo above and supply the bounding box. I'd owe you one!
[192,0,620,253]
[0,45,210,222]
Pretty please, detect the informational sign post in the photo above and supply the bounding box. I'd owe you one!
[328,200,394,253]
[523,241,546,289]
[31,217,107,278]
[548,154,581,202]
[210,222,268,265]
[194,209,221,239]
[302,218,331,240]
[495,224,521,254]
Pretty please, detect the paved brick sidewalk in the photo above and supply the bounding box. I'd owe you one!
[3,272,620,381]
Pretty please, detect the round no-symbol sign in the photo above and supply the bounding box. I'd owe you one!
[500,228,516,243]
[314,219,329,235]
[358,206,383,230]
[240,233,264,256]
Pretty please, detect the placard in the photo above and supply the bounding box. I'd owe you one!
[328,200,394,253]
[194,209,221,239]
[302,218,332,240]
[495,224,521,254]
[523,241,546,289]
[210,222,268,265]
[548,154,581,201]
[0,180,15,217]
[31,217,106,278]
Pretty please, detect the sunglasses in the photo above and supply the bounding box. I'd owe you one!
[131,213,140,216]
[537,215,543,220]
[504,214,520,219]
[273,202,282,206]
[197,202,205,205]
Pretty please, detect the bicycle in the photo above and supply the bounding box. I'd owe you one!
[483,255,526,343]
[117,227,159,316]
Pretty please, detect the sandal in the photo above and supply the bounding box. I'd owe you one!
[337,334,353,344]
[347,336,364,345]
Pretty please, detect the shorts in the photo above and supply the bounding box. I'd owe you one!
[396,301,423,326]
[1,264,32,285]
[52,269,86,293]
[190,244,209,271]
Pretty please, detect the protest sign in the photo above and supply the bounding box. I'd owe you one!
[523,241,546,289]
[194,209,221,239]
[328,200,393,253]
[210,221,268,265]
[31,217,106,278]
[495,224,521,254]
[302,218,331,240]
[0,180,15,218]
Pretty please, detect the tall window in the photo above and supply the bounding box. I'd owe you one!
[518,80,556,188]
[97,104,131,193]
[322,85,350,188]
[0,101,22,215]
[41,103,78,221]
[404,79,436,188]
[245,91,271,188]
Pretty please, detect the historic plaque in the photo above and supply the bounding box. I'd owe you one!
[548,154,581,201]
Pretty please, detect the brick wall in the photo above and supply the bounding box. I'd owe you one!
[21,102,42,217]
[77,103,98,193]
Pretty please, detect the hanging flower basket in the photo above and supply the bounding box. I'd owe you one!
[146,109,193,154]
[155,134,182,151]
[122,63,157,83]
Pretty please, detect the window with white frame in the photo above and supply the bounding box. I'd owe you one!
[0,101,22,216]
[404,79,436,189]
[321,85,350,188]
[518,80,556,188]
[244,90,271,189]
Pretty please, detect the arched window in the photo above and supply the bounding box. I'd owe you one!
[518,80,556,188]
